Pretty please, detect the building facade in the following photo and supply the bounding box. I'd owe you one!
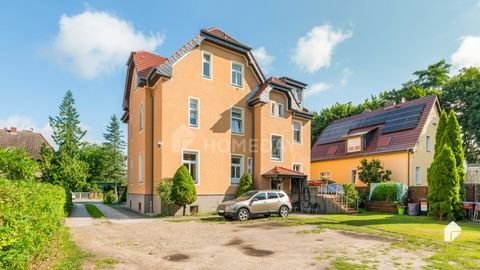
[122,28,312,214]
[311,96,441,187]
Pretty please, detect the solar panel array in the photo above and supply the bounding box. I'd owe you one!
[316,104,425,144]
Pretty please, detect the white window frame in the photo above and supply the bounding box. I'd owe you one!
[202,51,212,79]
[231,107,244,136]
[270,134,283,161]
[231,61,244,88]
[231,154,244,185]
[271,101,277,116]
[351,169,357,184]
[188,97,200,128]
[320,171,331,180]
[138,152,144,183]
[182,149,200,185]
[129,158,133,185]
[347,137,362,152]
[247,157,253,175]
[416,166,421,185]
[139,103,144,133]
[426,135,432,152]
[292,163,302,172]
[278,103,285,117]
[293,120,302,144]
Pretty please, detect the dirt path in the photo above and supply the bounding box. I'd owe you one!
[65,203,93,227]
[67,207,429,269]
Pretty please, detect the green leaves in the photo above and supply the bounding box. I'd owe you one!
[0,148,39,181]
[171,165,197,216]
[357,159,392,186]
[236,173,254,197]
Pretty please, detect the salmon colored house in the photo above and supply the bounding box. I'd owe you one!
[122,28,312,214]
[311,96,441,188]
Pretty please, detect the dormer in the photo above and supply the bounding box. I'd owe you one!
[342,127,377,153]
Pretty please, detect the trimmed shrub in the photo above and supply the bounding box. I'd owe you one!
[157,178,174,215]
[0,148,39,181]
[103,190,116,204]
[0,178,66,269]
[370,182,398,201]
[171,165,197,216]
[236,173,254,197]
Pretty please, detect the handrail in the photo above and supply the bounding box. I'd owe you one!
[319,184,359,211]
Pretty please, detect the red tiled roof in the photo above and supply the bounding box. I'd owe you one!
[262,166,305,177]
[0,129,52,160]
[131,51,167,79]
[203,27,244,46]
[311,95,440,161]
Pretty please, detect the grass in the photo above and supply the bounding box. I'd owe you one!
[85,204,105,218]
[47,227,92,270]
[285,213,480,269]
[95,257,117,269]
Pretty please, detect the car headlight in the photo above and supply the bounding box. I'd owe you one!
[226,204,239,211]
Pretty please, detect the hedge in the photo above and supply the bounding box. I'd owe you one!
[0,178,67,269]
[370,182,399,201]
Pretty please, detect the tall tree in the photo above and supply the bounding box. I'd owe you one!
[427,144,460,220]
[434,110,448,159]
[49,90,86,156]
[442,67,480,162]
[444,109,466,200]
[42,90,89,191]
[80,143,107,186]
[412,60,451,90]
[102,115,127,200]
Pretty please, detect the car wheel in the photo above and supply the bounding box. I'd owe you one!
[237,208,250,221]
[279,206,289,218]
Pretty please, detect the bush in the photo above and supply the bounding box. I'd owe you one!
[157,178,174,215]
[0,148,39,181]
[0,178,66,269]
[119,186,127,203]
[370,182,398,201]
[236,173,254,197]
[342,184,360,208]
[171,165,197,216]
[103,190,116,204]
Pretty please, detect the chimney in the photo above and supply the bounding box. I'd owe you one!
[10,127,17,134]
[383,101,396,110]
[401,97,408,103]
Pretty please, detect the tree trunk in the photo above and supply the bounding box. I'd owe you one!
[114,184,118,203]
[183,205,186,216]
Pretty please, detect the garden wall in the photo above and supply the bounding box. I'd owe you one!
[365,201,397,213]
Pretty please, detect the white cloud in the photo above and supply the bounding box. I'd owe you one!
[340,67,352,86]
[50,11,164,79]
[252,47,275,73]
[0,115,54,146]
[304,82,332,97]
[292,24,352,73]
[451,36,480,69]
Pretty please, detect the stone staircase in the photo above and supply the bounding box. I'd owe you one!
[317,194,359,214]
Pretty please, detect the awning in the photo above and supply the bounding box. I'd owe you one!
[262,166,306,178]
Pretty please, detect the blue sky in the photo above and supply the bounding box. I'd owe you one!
[1,1,479,144]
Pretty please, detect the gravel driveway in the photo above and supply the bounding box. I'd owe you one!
[67,204,428,270]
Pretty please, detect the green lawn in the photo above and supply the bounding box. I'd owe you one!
[287,213,480,269]
[85,204,105,218]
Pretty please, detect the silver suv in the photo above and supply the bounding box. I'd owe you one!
[217,190,292,221]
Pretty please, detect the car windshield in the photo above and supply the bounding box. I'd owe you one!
[236,191,258,201]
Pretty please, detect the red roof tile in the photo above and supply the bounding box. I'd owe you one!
[262,166,305,177]
[131,51,167,79]
[203,27,243,45]
[311,95,440,161]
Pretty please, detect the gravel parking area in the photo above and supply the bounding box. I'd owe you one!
[67,204,428,269]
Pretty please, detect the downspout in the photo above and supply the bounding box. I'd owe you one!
[407,149,411,187]
[148,86,155,213]
[251,105,255,188]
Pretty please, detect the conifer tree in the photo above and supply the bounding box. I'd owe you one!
[102,115,126,200]
[171,165,197,216]
[427,145,460,220]
[434,110,448,159]
[445,109,466,200]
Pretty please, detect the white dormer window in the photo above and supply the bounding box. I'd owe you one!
[278,103,284,117]
[271,101,277,116]
[270,101,284,117]
[347,137,362,152]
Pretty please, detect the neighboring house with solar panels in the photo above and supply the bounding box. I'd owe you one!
[122,27,312,214]
[311,95,441,187]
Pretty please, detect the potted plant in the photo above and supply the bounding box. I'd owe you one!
[393,201,406,215]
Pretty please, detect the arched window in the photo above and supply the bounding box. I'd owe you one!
[139,103,144,132]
